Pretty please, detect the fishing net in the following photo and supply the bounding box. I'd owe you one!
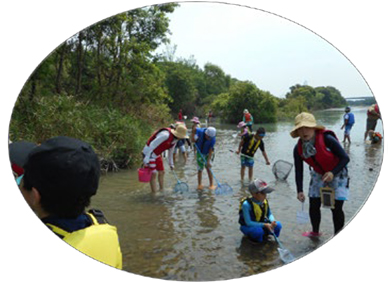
[296,210,309,224]
[272,160,293,181]
[174,182,189,193]
[296,203,309,224]
[277,247,295,264]
[215,183,233,195]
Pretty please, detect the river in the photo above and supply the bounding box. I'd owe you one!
[91,106,383,281]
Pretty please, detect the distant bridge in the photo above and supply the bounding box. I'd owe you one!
[345,96,374,101]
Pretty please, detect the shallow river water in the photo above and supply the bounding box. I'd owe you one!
[91,107,383,281]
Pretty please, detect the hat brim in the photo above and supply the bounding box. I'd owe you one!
[248,183,274,194]
[171,129,188,139]
[261,187,274,194]
[9,141,36,168]
[290,123,325,138]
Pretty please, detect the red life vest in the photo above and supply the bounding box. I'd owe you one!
[367,104,380,117]
[297,130,339,174]
[146,128,175,156]
[244,113,252,122]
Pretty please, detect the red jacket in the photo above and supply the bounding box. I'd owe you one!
[146,128,175,156]
[297,130,339,174]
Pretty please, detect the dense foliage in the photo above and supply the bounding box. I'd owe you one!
[10,4,349,169]
[10,4,178,169]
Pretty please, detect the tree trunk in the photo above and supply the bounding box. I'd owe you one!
[76,32,84,95]
[55,44,66,94]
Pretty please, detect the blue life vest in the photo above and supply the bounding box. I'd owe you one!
[195,128,215,155]
[345,113,355,126]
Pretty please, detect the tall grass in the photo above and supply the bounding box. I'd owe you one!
[9,95,172,170]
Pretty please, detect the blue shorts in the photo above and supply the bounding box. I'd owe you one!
[344,124,353,135]
[241,156,254,168]
[240,221,282,242]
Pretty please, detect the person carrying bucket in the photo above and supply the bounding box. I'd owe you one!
[142,124,188,193]
[236,127,270,182]
[243,109,254,132]
[239,179,282,243]
[191,125,217,190]
[340,106,355,143]
[291,112,350,237]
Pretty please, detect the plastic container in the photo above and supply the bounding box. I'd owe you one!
[138,168,152,182]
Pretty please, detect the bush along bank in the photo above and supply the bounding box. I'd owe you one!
[10,94,173,172]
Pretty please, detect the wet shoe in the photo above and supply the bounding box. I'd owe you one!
[197,184,204,190]
[209,185,216,190]
[302,231,322,237]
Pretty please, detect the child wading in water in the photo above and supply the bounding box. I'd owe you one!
[236,127,270,182]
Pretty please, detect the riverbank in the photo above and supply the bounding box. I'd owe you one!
[9,95,174,170]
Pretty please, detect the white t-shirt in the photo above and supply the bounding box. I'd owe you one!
[142,130,177,166]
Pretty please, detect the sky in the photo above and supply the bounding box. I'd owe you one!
[159,2,372,98]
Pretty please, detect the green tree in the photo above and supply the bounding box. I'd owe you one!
[159,60,197,116]
[211,81,278,123]
[315,86,346,109]
[204,63,229,96]
[286,84,316,109]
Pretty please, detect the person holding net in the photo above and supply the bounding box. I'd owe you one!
[191,125,217,190]
[290,112,350,237]
[238,179,282,243]
[236,127,270,183]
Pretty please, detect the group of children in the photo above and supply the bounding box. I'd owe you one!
[8,105,382,272]
[141,105,382,244]
[141,116,218,192]
[140,108,281,243]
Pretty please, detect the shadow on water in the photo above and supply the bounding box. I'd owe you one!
[91,106,383,281]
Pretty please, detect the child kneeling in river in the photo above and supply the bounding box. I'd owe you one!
[238,179,282,242]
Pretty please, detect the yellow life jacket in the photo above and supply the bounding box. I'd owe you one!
[46,211,122,269]
[241,134,261,157]
[238,197,269,225]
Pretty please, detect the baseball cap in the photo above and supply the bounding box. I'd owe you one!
[23,136,100,198]
[248,179,274,194]
[9,141,37,177]
[205,127,216,138]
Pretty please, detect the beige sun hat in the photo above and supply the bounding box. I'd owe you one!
[171,124,189,139]
[290,112,325,138]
